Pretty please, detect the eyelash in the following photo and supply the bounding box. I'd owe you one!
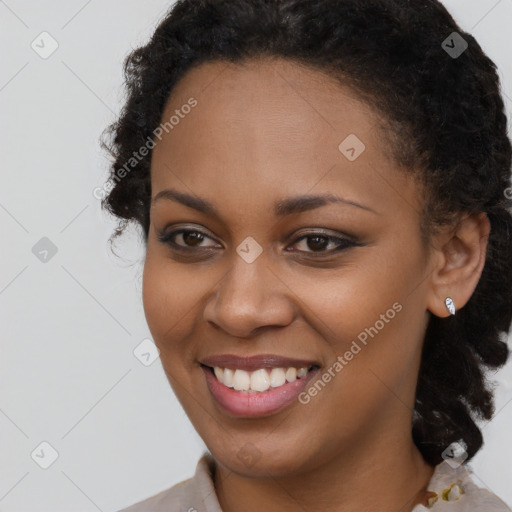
[157,227,360,256]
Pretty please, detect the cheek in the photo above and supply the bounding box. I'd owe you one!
[321,261,426,406]
[299,242,426,389]
[142,256,169,334]
[141,255,200,397]
[296,258,406,346]
[141,251,191,352]
[141,248,217,364]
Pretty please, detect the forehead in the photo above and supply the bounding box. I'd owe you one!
[150,57,417,220]
[154,57,382,155]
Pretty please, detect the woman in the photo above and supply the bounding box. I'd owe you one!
[101,0,512,510]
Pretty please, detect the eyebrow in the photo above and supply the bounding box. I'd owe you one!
[152,188,377,217]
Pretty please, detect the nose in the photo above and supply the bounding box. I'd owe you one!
[203,253,296,338]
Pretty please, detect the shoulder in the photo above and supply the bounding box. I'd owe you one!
[414,461,512,512]
[116,476,196,512]
[116,453,220,512]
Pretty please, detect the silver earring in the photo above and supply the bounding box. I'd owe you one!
[445,297,456,315]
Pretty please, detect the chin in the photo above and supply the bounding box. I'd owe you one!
[209,440,314,478]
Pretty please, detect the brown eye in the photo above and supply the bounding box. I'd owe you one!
[157,227,361,257]
[300,234,330,251]
[158,229,219,249]
[180,231,205,247]
[290,233,356,254]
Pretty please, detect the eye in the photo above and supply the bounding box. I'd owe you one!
[288,232,357,254]
[157,228,220,249]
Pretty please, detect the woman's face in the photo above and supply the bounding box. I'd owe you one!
[143,57,436,476]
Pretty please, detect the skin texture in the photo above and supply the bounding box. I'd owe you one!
[142,57,491,512]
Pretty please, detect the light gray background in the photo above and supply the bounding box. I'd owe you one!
[1,1,511,511]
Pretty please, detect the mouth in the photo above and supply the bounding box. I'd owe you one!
[200,363,321,392]
[200,360,321,418]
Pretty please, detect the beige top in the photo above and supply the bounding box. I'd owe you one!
[118,453,512,512]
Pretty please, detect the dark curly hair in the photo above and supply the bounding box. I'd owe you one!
[99,0,512,466]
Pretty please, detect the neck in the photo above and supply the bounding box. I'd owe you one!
[213,428,435,512]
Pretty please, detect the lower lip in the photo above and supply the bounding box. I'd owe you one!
[202,365,320,418]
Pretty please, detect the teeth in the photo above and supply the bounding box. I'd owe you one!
[285,367,297,382]
[233,369,251,391]
[269,368,286,387]
[212,365,310,392]
[297,367,307,378]
[213,366,224,382]
[250,369,270,392]
[223,368,234,388]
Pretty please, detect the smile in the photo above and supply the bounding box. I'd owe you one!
[210,365,312,392]
[200,359,321,418]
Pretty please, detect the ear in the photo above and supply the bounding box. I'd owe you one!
[425,211,490,318]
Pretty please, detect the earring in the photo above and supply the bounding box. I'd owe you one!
[445,297,456,315]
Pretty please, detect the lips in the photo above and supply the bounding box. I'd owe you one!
[200,353,321,371]
[199,353,322,417]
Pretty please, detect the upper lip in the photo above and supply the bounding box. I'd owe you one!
[200,353,321,371]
